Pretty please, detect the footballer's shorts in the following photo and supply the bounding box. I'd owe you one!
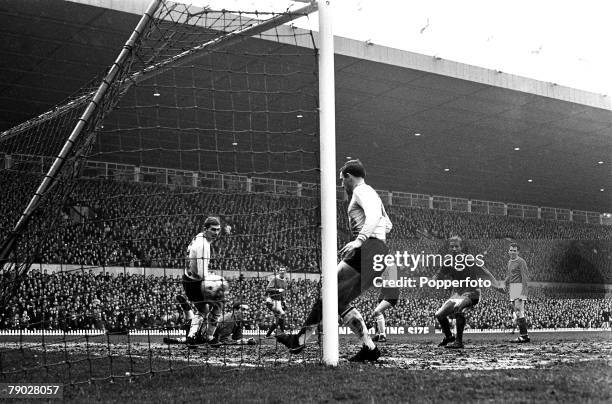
[183,274,204,305]
[343,237,389,292]
[447,290,480,314]
[265,297,285,315]
[183,273,220,313]
[378,287,400,307]
[509,283,527,301]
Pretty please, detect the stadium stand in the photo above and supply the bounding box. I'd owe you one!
[1,172,610,332]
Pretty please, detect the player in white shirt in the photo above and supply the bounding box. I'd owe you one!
[277,159,392,362]
[182,216,227,346]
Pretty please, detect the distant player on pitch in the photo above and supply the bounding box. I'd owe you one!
[265,266,288,338]
[433,236,504,349]
[504,243,530,343]
[276,159,392,362]
[182,216,228,346]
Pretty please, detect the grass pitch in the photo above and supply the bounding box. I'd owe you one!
[1,331,610,402]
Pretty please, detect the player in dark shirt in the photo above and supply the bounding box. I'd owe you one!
[265,266,288,337]
[504,243,530,343]
[433,236,504,349]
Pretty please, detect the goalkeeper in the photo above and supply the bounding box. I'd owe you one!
[165,301,256,346]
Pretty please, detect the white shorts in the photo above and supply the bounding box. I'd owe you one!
[265,297,285,315]
[509,283,527,301]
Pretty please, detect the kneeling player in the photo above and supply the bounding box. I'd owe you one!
[433,236,504,349]
[371,264,400,342]
[265,266,288,338]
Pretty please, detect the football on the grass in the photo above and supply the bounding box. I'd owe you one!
[201,274,228,300]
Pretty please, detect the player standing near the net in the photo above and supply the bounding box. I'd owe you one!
[265,266,288,338]
[277,159,392,362]
[182,216,228,347]
[504,243,530,343]
[371,263,400,342]
[433,236,504,349]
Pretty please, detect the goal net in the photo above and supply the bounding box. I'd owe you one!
[0,0,326,384]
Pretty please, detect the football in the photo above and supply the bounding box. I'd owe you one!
[201,273,229,300]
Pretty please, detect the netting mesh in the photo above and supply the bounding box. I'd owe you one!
[0,0,324,384]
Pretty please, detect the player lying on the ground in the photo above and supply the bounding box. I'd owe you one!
[371,264,400,343]
[504,242,530,343]
[276,159,393,362]
[265,266,288,338]
[164,301,256,346]
[434,236,505,349]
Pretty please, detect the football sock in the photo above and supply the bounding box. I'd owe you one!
[278,317,286,333]
[297,325,317,346]
[267,323,277,335]
[517,317,528,336]
[176,296,194,320]
[187,314,203,338]
[304,299,323,326]
[437,315,452,338]
[342,307,375,350]
[455,314,466,343]
[376,313,386,336]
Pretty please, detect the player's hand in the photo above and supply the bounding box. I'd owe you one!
[277,288,285,293]
[339,239,363,257]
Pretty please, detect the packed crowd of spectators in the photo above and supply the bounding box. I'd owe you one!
[1,270,610,332]
[1,172,612,332]
[1,172,610,284]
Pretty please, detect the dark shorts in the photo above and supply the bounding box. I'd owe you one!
[378,287,400,306]
[182,274,204,306]
[343,237,389,292]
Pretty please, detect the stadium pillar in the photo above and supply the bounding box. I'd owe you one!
[467,200,472,213]
[318,0,339,366]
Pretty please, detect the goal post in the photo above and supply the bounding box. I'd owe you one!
[0,0,341,374]
[317,0,339,367]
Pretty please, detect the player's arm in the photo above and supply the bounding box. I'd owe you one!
[477,264,505,290]
[430,266,446,281]
[520,259,529,294]
[186,240,201,279]
[266,278,284,296]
